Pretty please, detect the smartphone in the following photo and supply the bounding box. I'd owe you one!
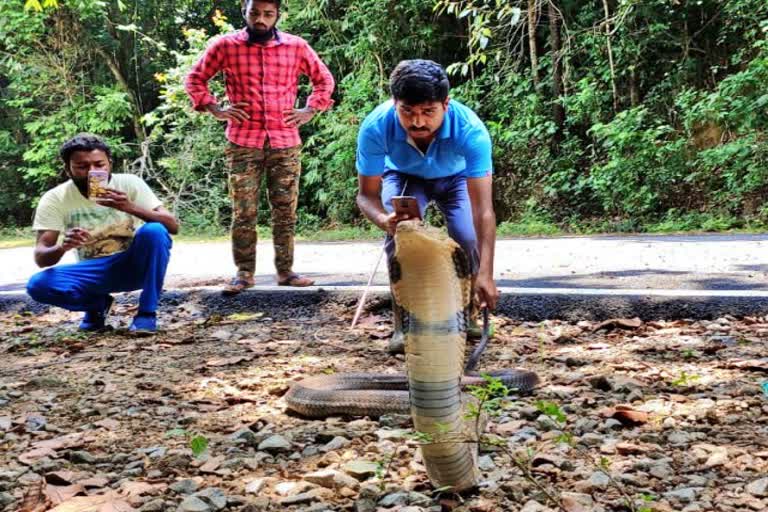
[392,195,421,219]
[88,169,109,198]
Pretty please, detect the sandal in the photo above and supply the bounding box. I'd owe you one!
[277,273,315,287]
[222,276,255,296]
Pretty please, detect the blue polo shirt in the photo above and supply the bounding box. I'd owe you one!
[356,99,492,180]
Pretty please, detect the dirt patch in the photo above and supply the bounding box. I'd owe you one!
[1,303,767,511]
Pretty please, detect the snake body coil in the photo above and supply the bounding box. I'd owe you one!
[286,221,539,491]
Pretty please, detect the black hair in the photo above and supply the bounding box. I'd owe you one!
[242,0,281,9]
[389,59,450,105]
[59,133,112,168]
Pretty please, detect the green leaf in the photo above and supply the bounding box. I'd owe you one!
[189,435,209,457]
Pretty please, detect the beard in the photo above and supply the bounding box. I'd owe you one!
[246,25,275,44]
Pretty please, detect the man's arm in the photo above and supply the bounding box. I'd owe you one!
[356,175,410,235]
[285,42,336,127]
[185,37,250,123]
[34,228,90,268]
[95,190,179,234]
[467,175,499,310]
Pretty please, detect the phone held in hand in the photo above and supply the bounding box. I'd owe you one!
[88,169,109,198]
[392,195,421,220]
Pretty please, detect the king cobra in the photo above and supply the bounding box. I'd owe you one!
[286,221,539,491]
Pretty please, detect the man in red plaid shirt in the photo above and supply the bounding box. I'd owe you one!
[186,0,335,294]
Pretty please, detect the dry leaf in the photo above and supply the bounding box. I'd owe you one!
[33,432,89,451]
[199,455,225,474]
[593,317,643,332]
[46,483,86,506]
[119,481,166,496]
[601,405,649,426]
[94,419,120,431]
[48,492,135,512]
[79,477,110,489]
[204,355,254,367]
[19,446,58,465]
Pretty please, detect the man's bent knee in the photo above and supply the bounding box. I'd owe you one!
[26,270,54,303]
[134,223,170,245]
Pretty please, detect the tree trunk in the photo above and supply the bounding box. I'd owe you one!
[602,0,619,112]
[528,0,539,87]
[94,46,146,142]
[548,0,565,152]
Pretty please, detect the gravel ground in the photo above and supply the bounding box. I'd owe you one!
[1,300,768,512]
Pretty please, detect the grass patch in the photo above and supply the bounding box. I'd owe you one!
[497,212,561,237]
[0,227,34,249]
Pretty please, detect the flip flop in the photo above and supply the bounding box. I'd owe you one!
[222,277,255,296]
[277,273,315,287]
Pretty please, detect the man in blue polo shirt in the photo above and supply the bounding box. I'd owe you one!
[356,59,499,353]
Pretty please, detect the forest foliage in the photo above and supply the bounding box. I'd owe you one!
[1,0,767,234]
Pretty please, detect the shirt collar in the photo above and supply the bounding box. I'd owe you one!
[392,102,453,142]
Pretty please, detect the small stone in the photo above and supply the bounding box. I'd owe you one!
[230,428,259,447]
[170,479,199,494]
[379,491,431,507]
[668,431,691,445]
[578,433,603,446]
[375,429,409,441]
[663,487,700,503]
[704,449,727,467]
[478,455,495,471]
[747,477,768,497]
[275,481,313,497]
[662,417,677,428]
[604,419,623,430]
[193,487,227,511]
[69,450,97,464]
[279,490,321,505]
[520,500,551,512]
[561,492,594,512]
[245,477,275,495]
[258,435,292,452]
[649,463,673,479]
[343,460,380,480]
[304,469,360,490]
[321,436,350,452]
[139,499,166,512]
[178,496,211,512]
[0,492,15,507]
[355,498,377,512]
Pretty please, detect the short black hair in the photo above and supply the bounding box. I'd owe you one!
[389,59,450,105]
[242,0,281,9]
[59,133,112,168]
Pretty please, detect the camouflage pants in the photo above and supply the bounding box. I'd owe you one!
[227,141,302,276]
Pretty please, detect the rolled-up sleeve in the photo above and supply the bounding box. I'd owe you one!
[300,42,335,111]
[185,38,226,111]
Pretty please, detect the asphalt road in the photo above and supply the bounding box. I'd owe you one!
[2,233,767,293]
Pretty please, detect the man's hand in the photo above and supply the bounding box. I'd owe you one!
[475,271,499,310]
[94,189,134,213]
[207,102,250,123]
[376,212,413,236]
[283,106,315,127]
[61,228,91,251]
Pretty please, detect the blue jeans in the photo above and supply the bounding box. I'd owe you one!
[382,171,479,274]
[27,223,172,314]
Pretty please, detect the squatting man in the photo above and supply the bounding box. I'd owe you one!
[26,134,179,334]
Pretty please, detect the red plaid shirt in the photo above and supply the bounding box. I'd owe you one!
[185,29,335,148]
